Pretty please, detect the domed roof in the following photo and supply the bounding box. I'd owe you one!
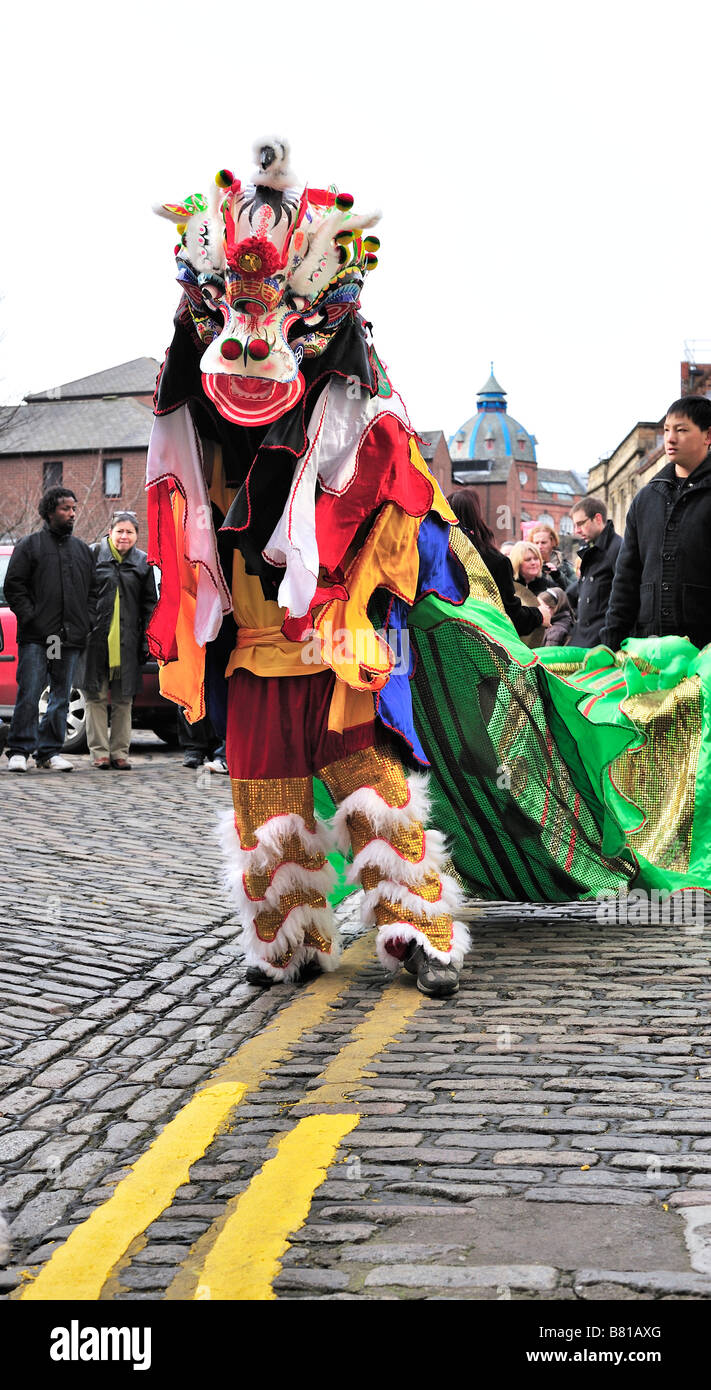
[449,369,538,467]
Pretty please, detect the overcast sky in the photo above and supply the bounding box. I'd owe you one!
[1,0,709,473]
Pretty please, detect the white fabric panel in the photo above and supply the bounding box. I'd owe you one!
[146,406,232,645]
[263,379,412,620]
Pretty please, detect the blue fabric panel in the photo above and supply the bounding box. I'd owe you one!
[415,513,469,604]
[375,595,429,767]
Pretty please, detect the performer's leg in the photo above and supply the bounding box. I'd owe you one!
[219,672,341,984]
[218,776,340,983]
[319,745,469,996]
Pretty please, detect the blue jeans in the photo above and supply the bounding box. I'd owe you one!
[7,642,81,759]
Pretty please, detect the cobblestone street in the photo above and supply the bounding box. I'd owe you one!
[2,737,711,1310]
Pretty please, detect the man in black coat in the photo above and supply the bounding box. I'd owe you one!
[568,497,622,647]
[5,487,96,771]
[601,396,711,653]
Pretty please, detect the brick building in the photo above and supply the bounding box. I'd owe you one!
[417,430,452,497]
[448,370,586,547]
[0,358,159,543]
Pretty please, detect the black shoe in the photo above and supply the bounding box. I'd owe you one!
[404,942,460,998]
[182,755,202,769]
[245,964,276,987]
[295,958,323,985]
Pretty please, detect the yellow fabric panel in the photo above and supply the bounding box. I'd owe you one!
[226,551,327,679]
[314,504,421,691]
[409,438,457,523]
[226,547,374,733]
[326,681,375,734]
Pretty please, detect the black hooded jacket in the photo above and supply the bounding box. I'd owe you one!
[4,524,96,648]
[601,454,711,652]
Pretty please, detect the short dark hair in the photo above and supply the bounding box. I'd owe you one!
[571,495,607,523]
[38,487,77,520]
[447,488,495,549]
[665,395,711,431]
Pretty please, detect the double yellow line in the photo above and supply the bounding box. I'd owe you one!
[20,933,424,1301]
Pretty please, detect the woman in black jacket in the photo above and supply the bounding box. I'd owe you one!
[85,511,158,770]
[447,491,550,644]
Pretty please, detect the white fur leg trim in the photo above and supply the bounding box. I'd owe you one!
[316,932,343,971]
[360,876,463,925]
[216,807,330,882]
[244,946,311,984]
[348,836,461,894]
[331,771,433,854]
[243,951,297,982]
[262,860,336,907]
[240,903,337,965]
[242,934,343,983]
[252,813,332,866]
[376,918,471,970]
[401,771,433,825]
[217,812,335,917]
[216,804,330,867]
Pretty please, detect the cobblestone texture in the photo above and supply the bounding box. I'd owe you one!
[1,738,711,1300]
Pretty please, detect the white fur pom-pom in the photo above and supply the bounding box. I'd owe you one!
[251,137,296,189]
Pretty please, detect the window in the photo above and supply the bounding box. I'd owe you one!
[43,460,63,489]
[103,458,122,497]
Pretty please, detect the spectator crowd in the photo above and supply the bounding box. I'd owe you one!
[3,393,711,770]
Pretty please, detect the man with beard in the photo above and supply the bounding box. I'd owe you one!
[5,488,96,771]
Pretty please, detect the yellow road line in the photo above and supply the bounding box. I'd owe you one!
[194,1114,360,1300]
[294,976,424,1110]
[169,973,424,1300]
[19,932,375,1301]
[20,1082,247,1301]
[208,931,375,1091]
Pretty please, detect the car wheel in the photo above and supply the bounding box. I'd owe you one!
[38,684,88,754]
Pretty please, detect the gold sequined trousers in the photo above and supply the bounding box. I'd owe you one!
[227,743,464,980]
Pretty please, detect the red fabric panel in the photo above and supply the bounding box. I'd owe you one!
[146,480,180,663]
[281,581,348,643]
[314,415,433,573]
[226,669,375,780]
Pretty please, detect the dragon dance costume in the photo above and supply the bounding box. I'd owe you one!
[146,138,710,990]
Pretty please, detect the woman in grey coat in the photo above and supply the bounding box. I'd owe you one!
[85,510,158,769]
